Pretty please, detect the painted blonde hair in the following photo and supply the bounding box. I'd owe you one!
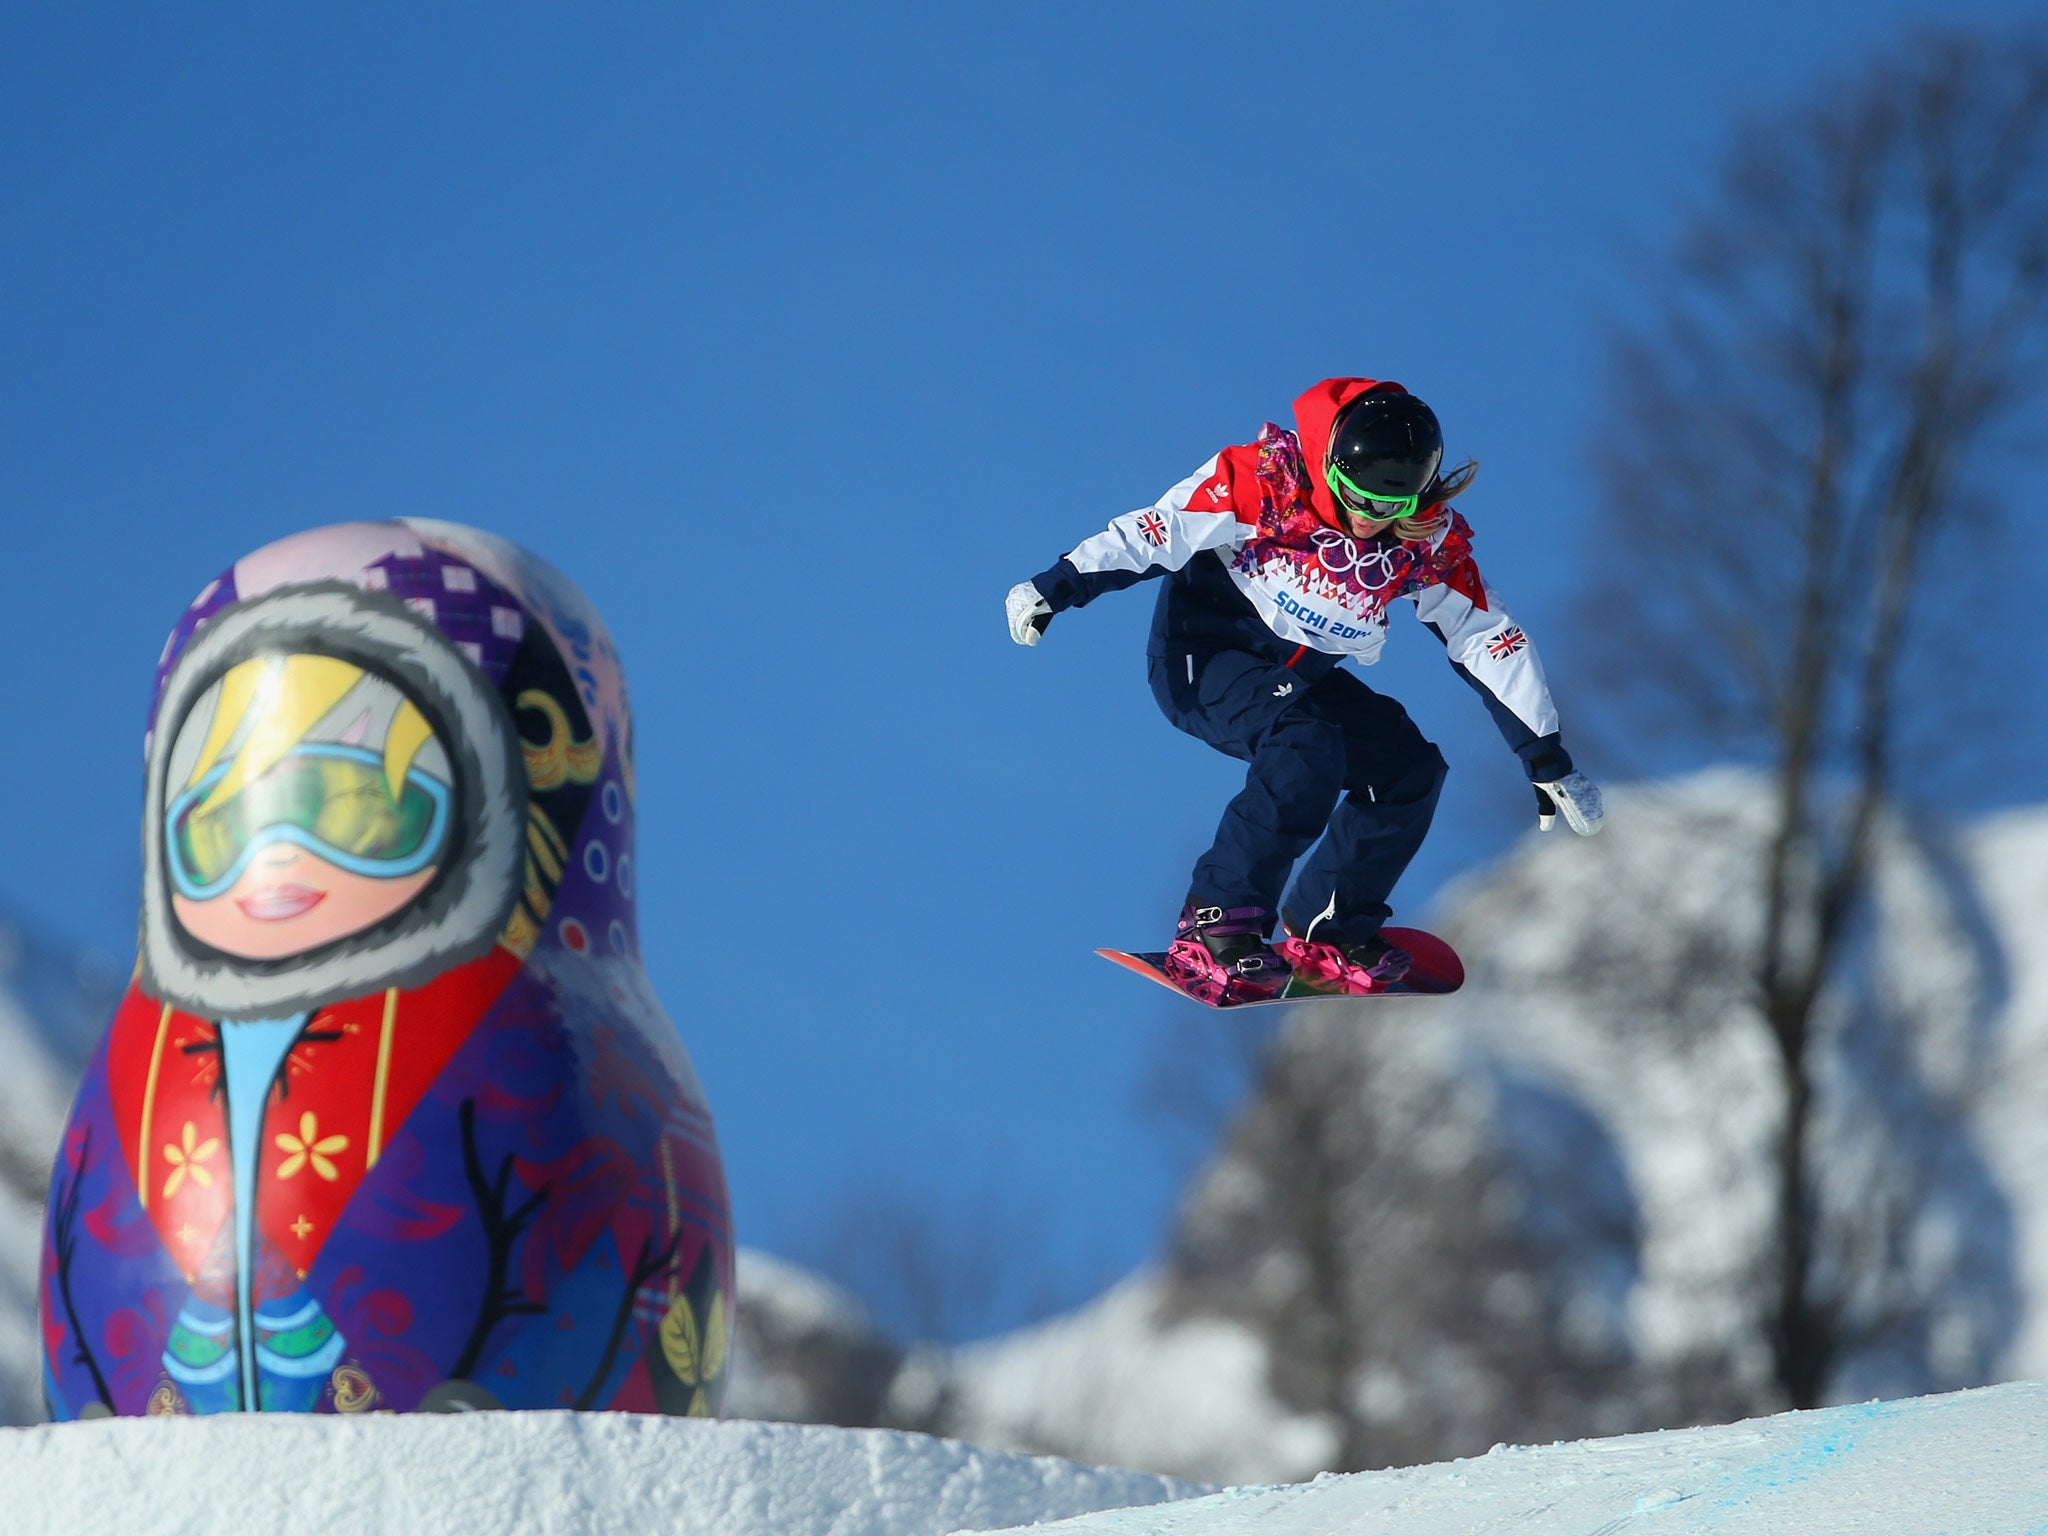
[184,655,435,815]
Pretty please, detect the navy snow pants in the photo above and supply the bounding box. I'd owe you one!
[1148,649,1448,935]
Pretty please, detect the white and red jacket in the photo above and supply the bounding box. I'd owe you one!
[1029,378,1573,780]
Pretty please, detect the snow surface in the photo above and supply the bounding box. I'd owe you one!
[8,781,2048,1491]
[0,914,107,1427]
[0,1178,43,1426]
[927,778,2048,1480]
[0,1412,1208,1536]
[740,1248,880,1341]
[1969,806,2048,1377]
[966,1380,2048,1536]
[730,1247,904,1427]
[7,1381,2048,1535]
[935,1270,1338,1485]
[1422,773,2022,1406]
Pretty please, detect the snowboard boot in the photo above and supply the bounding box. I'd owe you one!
[1162,903,1293,1005]
[1276,912,1412,995]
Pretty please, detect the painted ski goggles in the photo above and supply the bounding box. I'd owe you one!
[166,743,452,900]
[1325,461,1422,521]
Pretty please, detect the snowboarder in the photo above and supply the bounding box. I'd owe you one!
[1006,378,1604,1003]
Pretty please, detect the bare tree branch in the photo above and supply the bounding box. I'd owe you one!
[1573,27,2048,1408]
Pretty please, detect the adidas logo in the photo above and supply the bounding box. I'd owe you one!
[1273,682,1294,697]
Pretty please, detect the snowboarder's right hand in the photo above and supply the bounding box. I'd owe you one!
[1007,581,1053,646]
[1534,772,1604,836]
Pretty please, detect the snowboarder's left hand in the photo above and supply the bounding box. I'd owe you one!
[1007,581,1054,646]
[1534,772,1604,836]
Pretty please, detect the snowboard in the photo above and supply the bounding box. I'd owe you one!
[1097,925,1464,1008]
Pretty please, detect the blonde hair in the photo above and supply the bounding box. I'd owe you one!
[185,655,435,813]
[1388,458,1478,542]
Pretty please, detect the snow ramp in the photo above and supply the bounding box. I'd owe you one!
[969,1380,2048,1536]
[8,1383,2047,1534]
[0,1411,1206,1536]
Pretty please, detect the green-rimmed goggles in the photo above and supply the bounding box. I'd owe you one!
[166,743,451,900]
[1325,461,1421,521]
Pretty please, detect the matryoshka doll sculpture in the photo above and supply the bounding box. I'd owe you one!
[40,520,732,1418]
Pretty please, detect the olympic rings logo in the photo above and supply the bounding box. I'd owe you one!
[1310,529,1410,588]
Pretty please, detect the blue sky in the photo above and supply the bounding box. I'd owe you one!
[4,1,2043,1339]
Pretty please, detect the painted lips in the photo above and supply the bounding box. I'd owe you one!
[235,884,327,921]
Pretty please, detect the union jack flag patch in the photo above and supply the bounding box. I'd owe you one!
[1486,625,1528,661]
[1136,512,1168,547]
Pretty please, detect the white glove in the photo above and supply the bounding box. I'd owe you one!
[1006,581,1053,646]
[1534,772,1604,836]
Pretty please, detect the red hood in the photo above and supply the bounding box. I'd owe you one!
[1293,377,1402,530]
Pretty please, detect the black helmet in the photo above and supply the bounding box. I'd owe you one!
[1325,389,1444,519]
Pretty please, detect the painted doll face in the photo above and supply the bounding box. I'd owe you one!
[163,657,455,961]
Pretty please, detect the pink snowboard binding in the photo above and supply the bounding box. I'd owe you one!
[1161,903,1292,1005]
[1275,932,1413,996]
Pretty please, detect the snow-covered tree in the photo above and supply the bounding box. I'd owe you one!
[1576,28,2048,1409]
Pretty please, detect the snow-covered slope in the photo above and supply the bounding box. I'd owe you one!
[5,1382,2047,1535]
[931,775,2048,1480]
[0,912,118,1426]
[1965,805,2048,1376]
[965,1381,2048,1536]
[0,917,102,1187]
[0,1412,1208,1536]
[729,1248,905,1426]
[1426,771,2013,1406]
[934,1271,1337,1485]
[6,780,2048,1494]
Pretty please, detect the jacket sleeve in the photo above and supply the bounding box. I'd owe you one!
[1030,456,1252,613]
[1412,574,1575,783]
